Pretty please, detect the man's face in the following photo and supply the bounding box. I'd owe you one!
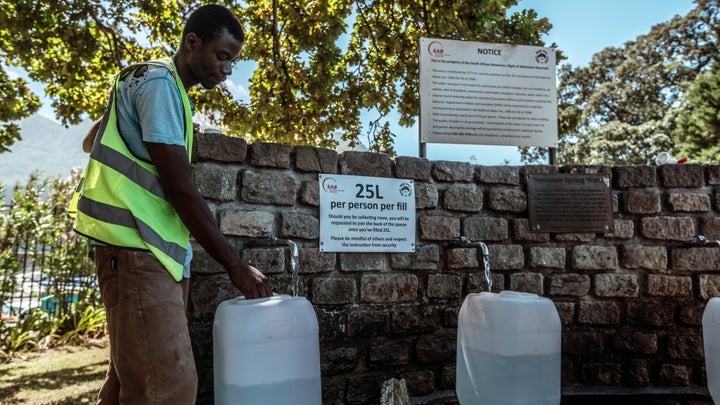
[187,28,242,89]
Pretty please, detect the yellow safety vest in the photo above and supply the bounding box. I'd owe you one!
[70,58,193,281]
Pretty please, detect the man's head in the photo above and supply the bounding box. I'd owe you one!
[182,4,244,45]
[176,5,244,89]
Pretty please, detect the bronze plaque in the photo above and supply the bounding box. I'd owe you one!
[528,174,613,233]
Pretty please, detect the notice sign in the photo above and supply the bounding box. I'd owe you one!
[319,174,416,252]
[419,37,557,148]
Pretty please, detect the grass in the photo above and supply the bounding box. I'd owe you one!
[0,343,108,404]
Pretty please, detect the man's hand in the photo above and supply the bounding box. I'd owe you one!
[228,262,272,299]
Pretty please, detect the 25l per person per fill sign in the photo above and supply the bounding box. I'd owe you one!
[319,174,416,252]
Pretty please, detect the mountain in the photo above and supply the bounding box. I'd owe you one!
[0,114,92,201]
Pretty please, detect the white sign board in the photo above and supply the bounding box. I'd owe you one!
[419,37,557,148]
[319,174,415,252]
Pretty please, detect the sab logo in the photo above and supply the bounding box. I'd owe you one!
[427,40,448,58]
[321,177,339,193]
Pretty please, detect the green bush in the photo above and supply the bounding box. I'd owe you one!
[0,170,103,361]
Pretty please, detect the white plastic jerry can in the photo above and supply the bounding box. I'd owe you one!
[703,297,720,404]
[456,291,562,405]
[213,294,322,405]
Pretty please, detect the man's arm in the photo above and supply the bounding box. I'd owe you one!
[146,142,272,299]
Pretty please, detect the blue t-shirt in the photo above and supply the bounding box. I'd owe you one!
[115,63,194,277]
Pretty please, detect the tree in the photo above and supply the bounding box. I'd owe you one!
[523,0,718,165]
[675,61,720,163]
[0,0,552,154]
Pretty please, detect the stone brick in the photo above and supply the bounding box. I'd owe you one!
[311,277,357,304]
[521,165,559,183]
[488,244,524,270]
[700,217,720,241]
[395,156,431,180]
[571,245,618,270]
[299,180,319,206]
[680,304,705,326]
[554,233,595,242]
[624,191,661,214]
[281,212,319,239]
[699,274,720,300]
[443,185,483,212]
[321,346,360,375]
[240,170,297,205]
[562,331,605,355]
[419,215,461,241]
[391,244,440,270]
[509,272,543,294]
[623,245,667,271]
[416,335,456,363]
[360,274,418,303]
[463,217,508,241]
[577,301,620,325]
[580,363,622,384]
[242,247,285,274]
[190,245,225,275]
[550,274,590,297]
[512,219,550,242]
[193,163,238,201]
[316,308,346,342]
[467,272,504,293]
[391,306,440,335]
[613,165,657,188]
[339,151,393,177]
[668,335,704,360]
[368,339,411,366]
[594,273,639,297]
[612,332,658,354]
[427,274,463,299]
[346,374,384,404]
[219,209,274,237]
[447,248,479,269]
[530,247,566,269]
[648,275,692,297]
[487,188,527,213]
[673,247,720,271]
[399,370,435,396]
[188,275,238,317]
[627,359,650,386]
[709,165,720,185]
[415,182,439,209]
[339,253,387,271]
[604,219,634,239]
[475,166,520,185]
[294,145,338,173]
[347,310,388,337]
[193,131,247,163]
[659,164,705,188]
[248,142,292,168]
[432,161,473,182]
[642,216,696,241]
[659,364,691,386]
[555,301,575,325]
[299,248,335,273]
[669,192,711,212]
[627,301,674,327]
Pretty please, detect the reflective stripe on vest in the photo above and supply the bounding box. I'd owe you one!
[71,57,193,281]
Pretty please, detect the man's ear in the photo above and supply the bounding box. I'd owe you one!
[185,33,201,50]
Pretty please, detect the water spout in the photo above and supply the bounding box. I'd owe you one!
[263,232,301,296]
[457,236,491,292]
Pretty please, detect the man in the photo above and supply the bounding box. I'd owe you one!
[70,5,272,403]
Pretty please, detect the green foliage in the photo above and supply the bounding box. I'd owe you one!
[675,61,720,162]
[0,171,102,362]
[520,0,719,165]
[0,0,552,153]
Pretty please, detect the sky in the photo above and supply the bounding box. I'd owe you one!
[25,0,698,165]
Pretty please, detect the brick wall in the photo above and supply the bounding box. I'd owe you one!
[188,132,720,404]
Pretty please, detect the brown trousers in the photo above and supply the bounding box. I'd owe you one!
[94,245,197,405]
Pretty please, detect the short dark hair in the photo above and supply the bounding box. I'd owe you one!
[183,5,244,44]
